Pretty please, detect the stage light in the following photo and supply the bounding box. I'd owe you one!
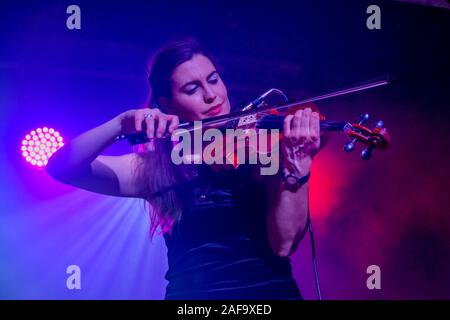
[21,127,64,168]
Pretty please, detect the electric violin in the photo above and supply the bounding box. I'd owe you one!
[116,76,392,164]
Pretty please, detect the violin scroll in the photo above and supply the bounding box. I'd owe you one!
[343,114,390,160]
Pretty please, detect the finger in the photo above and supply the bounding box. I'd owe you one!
[310,111,320,142]
[283,114,294,139]
[167,115,180,133]
[156,115,168,138]
[145,114,155,139]
[300,108,312,140]
[292,109,303,140]
[135,110,147,132]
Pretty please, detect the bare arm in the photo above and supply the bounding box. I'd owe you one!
[266,108,320,257]
[45,108,179,198]
[45,116,140,197]
[267,172,310,257]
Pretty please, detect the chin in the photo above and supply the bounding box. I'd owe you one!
[222,102,231,115]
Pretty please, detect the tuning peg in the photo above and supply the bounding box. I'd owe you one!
[359,113,369,125]
[375,120,384,128]
[344,138,357,152]
[359,120,384,159]
[361,146,374,160]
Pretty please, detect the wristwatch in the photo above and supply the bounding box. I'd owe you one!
[280,170,311,187]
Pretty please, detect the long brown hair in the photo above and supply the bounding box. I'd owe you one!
[134,38,216,238]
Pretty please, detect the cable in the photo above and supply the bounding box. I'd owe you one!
[307,194,322,300]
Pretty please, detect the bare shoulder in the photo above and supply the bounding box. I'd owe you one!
[92,152,146,198]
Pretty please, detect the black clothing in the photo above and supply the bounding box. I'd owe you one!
[163,164,302,300]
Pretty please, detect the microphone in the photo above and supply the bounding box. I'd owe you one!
[240,88,288,111]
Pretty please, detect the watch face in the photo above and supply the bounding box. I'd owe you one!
[286,174,298,185]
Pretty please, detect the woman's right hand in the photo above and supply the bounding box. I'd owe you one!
[117,108,180,139]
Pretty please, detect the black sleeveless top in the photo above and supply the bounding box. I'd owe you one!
[163,164,302,300]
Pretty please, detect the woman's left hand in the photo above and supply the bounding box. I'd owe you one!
[281,107,321,177]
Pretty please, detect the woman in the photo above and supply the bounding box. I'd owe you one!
[46,38,321,300]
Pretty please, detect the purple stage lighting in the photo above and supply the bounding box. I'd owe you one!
[21,127,64,168]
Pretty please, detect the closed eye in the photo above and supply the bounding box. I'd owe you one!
[185,86,198,95]
[208,72,220,83]
[183,72,220,95]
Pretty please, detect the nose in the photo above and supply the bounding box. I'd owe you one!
[203,85,216,104]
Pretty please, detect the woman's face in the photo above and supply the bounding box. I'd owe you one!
[161,54,231,122]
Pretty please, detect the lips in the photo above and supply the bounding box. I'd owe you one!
[204,103,223,116]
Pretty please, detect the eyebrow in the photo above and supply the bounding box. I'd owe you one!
[180,70,218,90]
